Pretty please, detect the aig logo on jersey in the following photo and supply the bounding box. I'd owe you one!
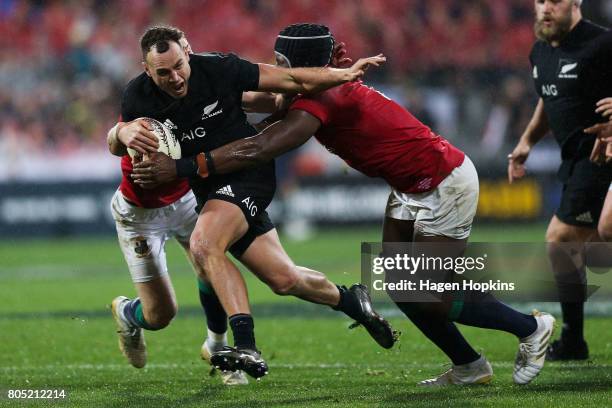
[557,59,578,79]
[542,84,558,96]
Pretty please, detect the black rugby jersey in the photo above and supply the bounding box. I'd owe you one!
[120,52,277,195]
[530,20,612,180]
[121,52,260,156]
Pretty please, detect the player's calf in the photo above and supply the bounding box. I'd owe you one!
[265,265,300,296]
[140,302,177,330]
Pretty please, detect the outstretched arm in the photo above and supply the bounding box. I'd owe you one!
[204,109,320,175]
[131,110,321,188]
[256,55,385,94]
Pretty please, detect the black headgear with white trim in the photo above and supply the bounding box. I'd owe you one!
[274,23,335,68]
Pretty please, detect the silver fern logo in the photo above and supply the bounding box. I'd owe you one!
[557,59,578,79]
[202,100,223,120]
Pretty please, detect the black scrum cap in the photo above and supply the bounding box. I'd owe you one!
[274,23,335,68]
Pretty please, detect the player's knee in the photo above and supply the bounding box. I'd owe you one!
[545,224,574,243]
[189,231,206,261]
[190,234,224,267]
[268,265,300,296]
[598,220,612,242]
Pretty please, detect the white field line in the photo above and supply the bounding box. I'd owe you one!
[1,362,609,372]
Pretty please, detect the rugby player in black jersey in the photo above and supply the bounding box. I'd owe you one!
[508,0,612,360]
[115,25,393,379]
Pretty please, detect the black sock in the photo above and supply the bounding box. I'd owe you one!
[333,284,367,321]
[560,302,584,344]
[197,279,227,335]
[454,294,537,339]
[229,313,256,350]
[396,302,480,365]
[332,285,351,312]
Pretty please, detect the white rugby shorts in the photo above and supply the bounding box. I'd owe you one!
[110,189,198,283]
[385,156,479,239]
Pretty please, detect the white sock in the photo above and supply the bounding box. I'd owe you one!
[206,328,227,347]
[118,298,130,324]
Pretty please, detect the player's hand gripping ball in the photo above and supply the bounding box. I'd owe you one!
[127,118,181,160]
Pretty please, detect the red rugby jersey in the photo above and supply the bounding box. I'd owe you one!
[119,155,191,208]
[290,82,465,193]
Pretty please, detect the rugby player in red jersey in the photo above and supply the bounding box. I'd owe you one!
[133,23,555,386]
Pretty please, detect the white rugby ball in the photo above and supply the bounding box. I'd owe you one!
[127,117,181,159]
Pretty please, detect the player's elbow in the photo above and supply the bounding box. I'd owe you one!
[108,142,126,157]
[107,130,127,156]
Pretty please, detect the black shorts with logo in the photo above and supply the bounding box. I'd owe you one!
[556,159,612,228]
[191,162,276,258]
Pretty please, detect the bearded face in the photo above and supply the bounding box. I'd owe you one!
[534,0,576,43]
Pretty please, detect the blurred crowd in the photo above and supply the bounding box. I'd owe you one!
[0,0,609,178]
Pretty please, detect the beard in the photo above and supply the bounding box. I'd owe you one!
[534,12,573,43]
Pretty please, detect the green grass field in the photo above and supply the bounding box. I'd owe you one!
[1,224,611,407]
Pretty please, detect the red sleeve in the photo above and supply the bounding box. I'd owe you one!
[289,96,331,126]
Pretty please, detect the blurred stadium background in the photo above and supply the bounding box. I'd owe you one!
[2,1,612,406]
[2,0,612,234]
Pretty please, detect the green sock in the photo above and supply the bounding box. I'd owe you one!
[123,298,155,330]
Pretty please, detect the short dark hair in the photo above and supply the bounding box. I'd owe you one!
[274,23,335,68]
[140,25,185,60]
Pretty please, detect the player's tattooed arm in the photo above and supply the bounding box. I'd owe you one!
[199,110,320,177]
[508,98,550,183]
[107,119,159,157]
[256,54,386,94]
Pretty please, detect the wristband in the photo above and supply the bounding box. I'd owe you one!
[175,157,198,178]
[195,152,216,178]
[195,153,209,178]
[204,151,216,175]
